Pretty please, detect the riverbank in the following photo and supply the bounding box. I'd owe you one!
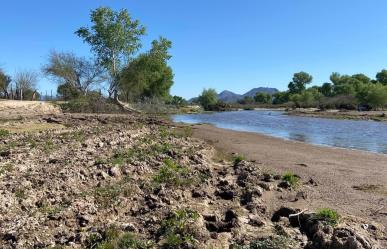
[288,109,387,122]
[191,124,387,229]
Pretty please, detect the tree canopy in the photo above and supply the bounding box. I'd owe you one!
[75,7,146,97]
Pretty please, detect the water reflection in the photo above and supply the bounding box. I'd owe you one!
[172,110,387,154]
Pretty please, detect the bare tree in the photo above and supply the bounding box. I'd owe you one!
[14,70,39,100]
[42,51,106,95]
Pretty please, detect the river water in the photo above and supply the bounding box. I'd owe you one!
[172,110,387,154]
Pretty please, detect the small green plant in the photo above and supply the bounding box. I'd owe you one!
[313,208,340,226]
[282,171,300,188]
[160,209,199,247]
[15,187,26,199]
[91,177,132,208]
[86,226,152,249]
[233,236,292,249]
[43,140,57,153]
[0,163,14,176]
[0,129,10,137]
[233,154,245,166]
[153,159,192,187]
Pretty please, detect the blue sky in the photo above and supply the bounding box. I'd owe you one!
[1,0,387,99]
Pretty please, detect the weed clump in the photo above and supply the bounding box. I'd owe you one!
[233,154,245,166]
[153,159,192,187]
[282,171,300,188]
[159,209,199,247]
[313,208,340,226]
[0,129,10,137]
[233,236,293,249]
[86,226,152,249]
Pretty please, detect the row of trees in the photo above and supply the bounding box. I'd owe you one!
[0,69,39,100]
[1,7,175,105]
[273,70,387,109]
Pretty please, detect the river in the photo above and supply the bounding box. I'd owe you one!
[172,110,387,154]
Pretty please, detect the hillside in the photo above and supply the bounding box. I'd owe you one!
[218,87,279,103]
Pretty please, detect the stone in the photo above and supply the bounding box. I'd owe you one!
[108,166,121,177]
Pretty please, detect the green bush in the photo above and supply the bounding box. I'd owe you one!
[314,208,340,226]
[282,171,300,188]
[233,155,245,166]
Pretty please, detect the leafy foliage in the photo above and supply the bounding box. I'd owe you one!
[119,37,174,101]
[159,209,199,248]
[282,171,300,188]
[198,88,218,111]
[313,208,340,226]
[153,159,193,187]
[76,7,146,97]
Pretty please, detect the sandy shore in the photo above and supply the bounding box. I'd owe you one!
[191,124,387,227]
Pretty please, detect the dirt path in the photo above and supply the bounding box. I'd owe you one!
[192,124,387,227]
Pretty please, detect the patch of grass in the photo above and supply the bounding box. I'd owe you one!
[233,154,245,166]
[313,208,340,226]
[160,209,199,248]
[282,171,300,188]
[26,135,37,148]
[86,226,152,249]
[43,140,57,153]
[173,126,194,138]
[91,177,132,208]
[15,187,26,199]
[0,163,14,176]
[38,202,63,216]
[0,129,10,137]
[233,236,293,249]
[153,159,193,187]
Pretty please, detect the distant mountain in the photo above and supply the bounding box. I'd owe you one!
[217,87,279,103]
[217,90,242,103]
[242,87,279,98]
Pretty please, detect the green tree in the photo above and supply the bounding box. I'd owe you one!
[167,96,187,106]
[238,96,254,105]
[288,71,313,94]
[119,37,174,101]
[320,82,333,97]
[75,7,146,98]
[357,83,387,109]
[376,69,387,86]
[57,83,81,100]
[198,88,218,111]
[290,88,321,108]
[0,69,12,98]
[254,92,271,104]
[272,91,290,104]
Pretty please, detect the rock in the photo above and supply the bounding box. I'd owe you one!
[77,215,91,227]
[248,215,264,227]
[97,171,109,179]
[295,191,307,201]
[278,181,291,189]
[263,173,274,182]
[192,189,207,198]
[97,142,104,148]
[271,207,297,222]
[215,189,235,200]
[108,166,121,177]
[258,182,273,191]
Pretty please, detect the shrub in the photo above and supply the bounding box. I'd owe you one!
[153,159,192,187]
[313,208,340,226]
[160,209,199,247]
[60,93,124,113]
[233,155,245,166]
[282,171,300,188]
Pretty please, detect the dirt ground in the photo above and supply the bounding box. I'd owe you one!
[0,100,61,117]
[192,124,387,229]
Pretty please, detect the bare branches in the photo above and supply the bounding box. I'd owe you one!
[42,51,106,94]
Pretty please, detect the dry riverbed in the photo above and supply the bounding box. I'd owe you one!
[0,113,385,248]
